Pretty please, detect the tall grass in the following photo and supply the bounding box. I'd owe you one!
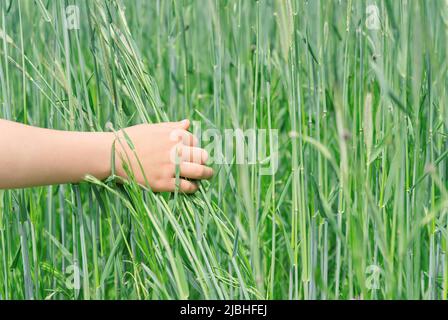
[0,0,447,300]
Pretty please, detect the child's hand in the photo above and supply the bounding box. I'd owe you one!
[113,120,213,193]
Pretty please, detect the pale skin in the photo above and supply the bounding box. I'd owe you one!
[0,119,213,193]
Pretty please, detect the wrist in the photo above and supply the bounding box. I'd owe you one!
[91,131,115,181]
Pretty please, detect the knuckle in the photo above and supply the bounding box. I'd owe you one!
[206,167,212,177]
[183,132,198,146]
[164,163,176,175]
[192,135,199,146]
[185,182,197,193]
[184,133,193,144]
[169,129,184,142]
[151,179,163,191]
[202,149,209,162]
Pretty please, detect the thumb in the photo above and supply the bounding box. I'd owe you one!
[177,119,190,130]
[165,119,190,129]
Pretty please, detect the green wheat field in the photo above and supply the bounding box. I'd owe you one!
[0,0,447,300]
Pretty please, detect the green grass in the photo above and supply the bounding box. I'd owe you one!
[0,0,447,300]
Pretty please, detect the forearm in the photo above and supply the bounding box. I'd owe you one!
[0,119,113,189]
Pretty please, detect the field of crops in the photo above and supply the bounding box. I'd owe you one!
[0,0,447,300]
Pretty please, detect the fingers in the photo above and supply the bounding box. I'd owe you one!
[170,129,198,146]
[151,178,198,194]
[165,119,190,130]
[164,120,198,146]
[182,131,198,146]
[179,162,214,180]
[180,146,208,164]
[168,119,196,145]
[179,119,190,130]
[170,178,198,194]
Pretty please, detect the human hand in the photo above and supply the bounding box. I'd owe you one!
[113,120,212,193]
